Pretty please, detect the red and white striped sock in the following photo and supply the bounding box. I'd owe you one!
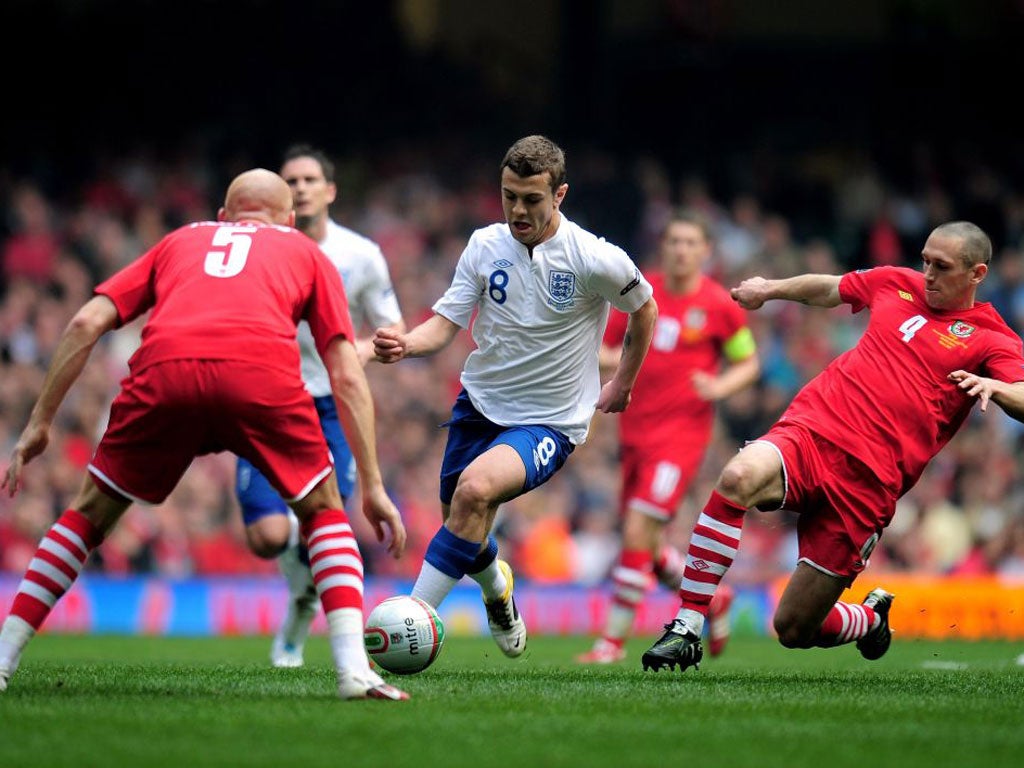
[0,510,102,674]
[602,549,653,645]
[814,601,878,647]
[678,491,746,620]
[300,509,367,672]
[8,509,102,630]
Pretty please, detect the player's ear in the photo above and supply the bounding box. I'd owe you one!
[325,182,338,206]
[287,210,296,227]
[216,207,227,222]
[971,262,989,285]
[554,182,568,208]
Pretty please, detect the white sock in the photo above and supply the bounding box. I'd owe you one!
[411,562,459,608]
[327,607,368,673]
[675,608,705,636]
[468,558,507,601]
[0,616,34,673]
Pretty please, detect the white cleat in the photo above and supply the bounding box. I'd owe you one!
[483,560,527,658]
[337,668,410,701]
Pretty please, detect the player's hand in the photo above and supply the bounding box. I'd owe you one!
[691,370,719,401]
[948,369,995,412]
[730,277,770,310]
[362,483,407,558]
[372,328,408,364]
[596,380,631,413]
[2,422,50,497]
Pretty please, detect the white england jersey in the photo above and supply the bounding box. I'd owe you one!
[433,216,652,444]
[297,219,402,396]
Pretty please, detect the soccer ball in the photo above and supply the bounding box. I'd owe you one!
[364,595,445,675]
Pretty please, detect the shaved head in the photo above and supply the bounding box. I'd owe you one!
[220,168,295,226]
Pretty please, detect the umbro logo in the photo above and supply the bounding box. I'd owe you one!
[691,559,710,571]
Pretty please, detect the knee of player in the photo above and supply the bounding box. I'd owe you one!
[450,474,499,516]
[245,522,290,559]
[716,461,764,506]
[773,614,815,649]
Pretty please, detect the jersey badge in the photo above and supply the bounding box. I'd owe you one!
[493,259,514,269]
[548,270,576,306]
[948,320,975,338]
[898,290,913,302]
[685,307,707,331]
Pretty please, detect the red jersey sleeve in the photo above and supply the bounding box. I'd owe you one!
[94,244,160,325]
[603,308,628,346]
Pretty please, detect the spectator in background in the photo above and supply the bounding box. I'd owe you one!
[643,221,1024,675]
[373,134,658,659]
[577,208,760,664]
[0,169,408,701]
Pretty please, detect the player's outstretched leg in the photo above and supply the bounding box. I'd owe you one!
[483,560,527,657]
[856,588,895,661]
[270,541,318,668]
[641,617,704,673]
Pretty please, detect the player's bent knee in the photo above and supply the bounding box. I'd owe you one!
[773,616,816,649]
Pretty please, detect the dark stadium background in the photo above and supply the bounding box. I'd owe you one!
[4,1,1023,200]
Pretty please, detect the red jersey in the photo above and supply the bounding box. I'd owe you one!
[780,266,1024,495]
[604,272,753,447]
[95,221,354,375]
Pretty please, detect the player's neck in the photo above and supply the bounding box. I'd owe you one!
[302,214,329,244]
[663,271,701,295]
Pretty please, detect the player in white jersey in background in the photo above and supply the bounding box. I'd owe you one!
[235,144,406,668]
[373,135,658,657]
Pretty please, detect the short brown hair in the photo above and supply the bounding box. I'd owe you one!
[500,135,566,191]
[664,207,715,242]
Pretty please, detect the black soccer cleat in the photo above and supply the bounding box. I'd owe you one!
[641,620,704,673]
[856,588,895,661]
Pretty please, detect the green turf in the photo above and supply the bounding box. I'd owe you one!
[1,634,1022,768]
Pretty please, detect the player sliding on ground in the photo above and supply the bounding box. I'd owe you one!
[643,221,1024,673]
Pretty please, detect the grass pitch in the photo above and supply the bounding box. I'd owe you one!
[1,634,1021,768]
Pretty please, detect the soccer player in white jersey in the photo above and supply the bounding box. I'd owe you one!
[373,135,658,657]
[234,144,406,668]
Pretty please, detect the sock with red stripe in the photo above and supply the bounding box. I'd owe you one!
[601,549,653,646]
[814,601,878,647]
[675,491,747,634]
[0,509,103,681]
[300,509,368,674]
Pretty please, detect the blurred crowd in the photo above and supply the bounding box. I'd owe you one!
[3,139,1024,585]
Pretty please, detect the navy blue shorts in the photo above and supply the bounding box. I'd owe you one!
[236,395,355,524]
[439,390,574,505]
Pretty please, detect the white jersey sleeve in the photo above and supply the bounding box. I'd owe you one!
[298,219,403,397]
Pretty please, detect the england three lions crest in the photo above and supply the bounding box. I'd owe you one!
[548,270,577,307]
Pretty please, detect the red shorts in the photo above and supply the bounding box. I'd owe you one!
[755,422,895,582]
[89,360,333,505]
[619,439,706,522]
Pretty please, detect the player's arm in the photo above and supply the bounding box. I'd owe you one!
[947,371,1024,418]
[692,327,761,401]
[731,274,842,310]
[356,318,406,367]
[597,295,658,413]
[323,337,406,557]
[3,295,119,495]
[373,313,460,363]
